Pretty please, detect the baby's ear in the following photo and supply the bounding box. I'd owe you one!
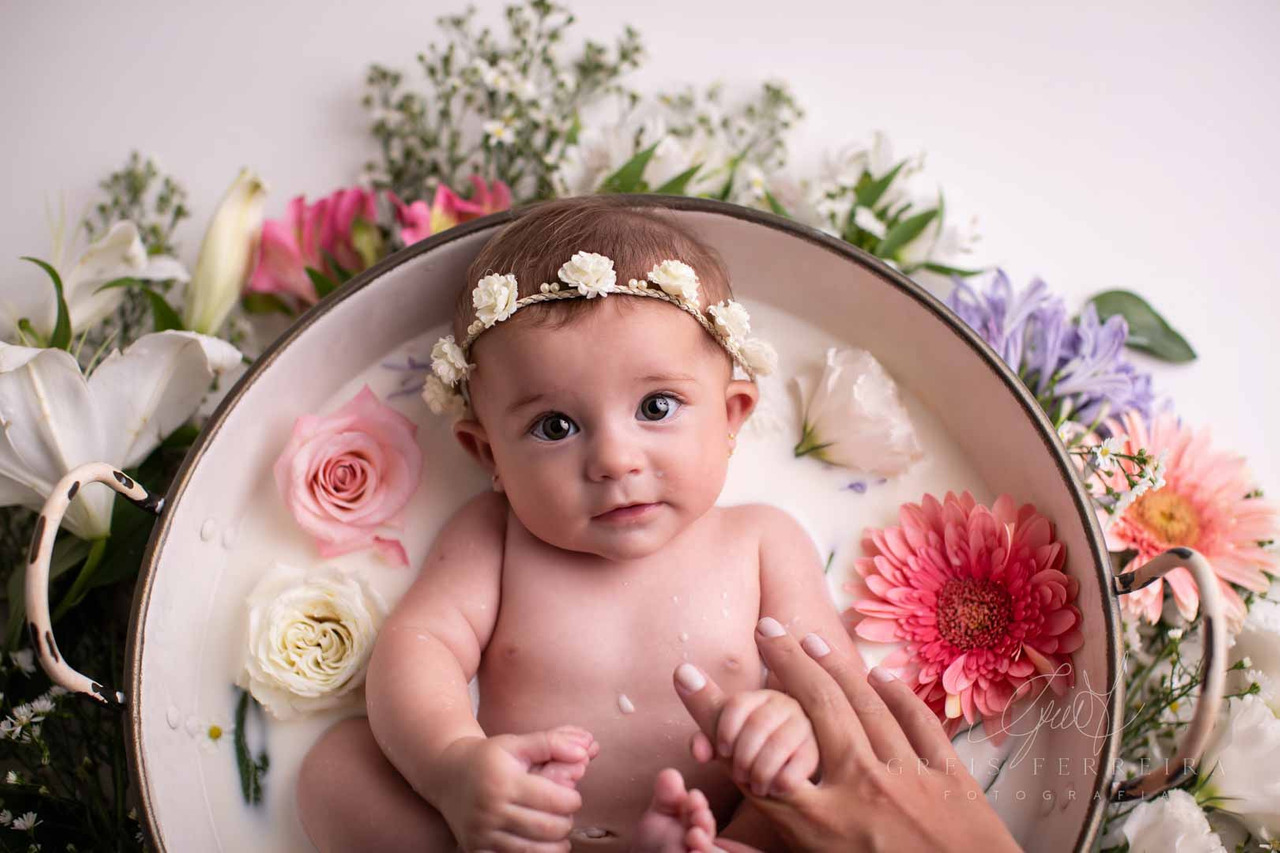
[724,379,760,433]
[452,417,497,472]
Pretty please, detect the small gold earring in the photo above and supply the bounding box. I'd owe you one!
[491,473,503,493]
[728,432,736,458]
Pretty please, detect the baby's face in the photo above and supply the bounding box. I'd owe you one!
[454,297,758,561]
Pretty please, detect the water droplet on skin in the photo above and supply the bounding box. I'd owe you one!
[722,608,730,618]
[721,591,728,599]
[199,520,216,542]
[166,706,181,729]
[618,694,635,714]
[655,470,665,479]
[678,632,689,643]
[672,595,679,604]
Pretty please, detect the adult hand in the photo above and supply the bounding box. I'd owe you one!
[672,618,1023,853]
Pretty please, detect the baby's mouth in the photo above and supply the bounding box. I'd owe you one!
[592,501,662,522]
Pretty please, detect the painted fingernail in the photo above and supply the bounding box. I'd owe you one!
[676,663,707,693]
[757,617,785,637]
[869,666,896,684]
[801,633,830,658]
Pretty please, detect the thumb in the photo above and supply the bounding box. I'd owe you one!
[503,726,590,767]
[673,663,728,746]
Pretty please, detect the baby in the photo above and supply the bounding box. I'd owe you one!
[297,196,859,852]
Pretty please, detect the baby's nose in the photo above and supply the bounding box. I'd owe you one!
[585,426,644,482]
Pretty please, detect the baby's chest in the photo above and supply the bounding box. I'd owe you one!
[479,542,765,707]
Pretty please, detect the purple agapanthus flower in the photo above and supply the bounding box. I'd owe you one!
[946,270,1154,428]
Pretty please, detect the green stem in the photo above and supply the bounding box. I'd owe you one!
[52,537,109,623]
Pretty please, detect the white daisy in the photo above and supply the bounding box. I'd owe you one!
[482,119,517,146]
[12,811,39,831]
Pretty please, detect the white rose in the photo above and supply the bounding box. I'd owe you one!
[1229,598,1280,715]
[793,347,923,477]
[739,338,778,376]
[472,273,519,328]
[707,300,752,343]
[1120,789,1226,853]
[421,374,467,418]
[239,564,386,720]
[646,260,700,307]
[430,335,471,385]
[558,251,617,298]
[1197,694,1280,837]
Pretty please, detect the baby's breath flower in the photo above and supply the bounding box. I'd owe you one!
[482,119,518,146]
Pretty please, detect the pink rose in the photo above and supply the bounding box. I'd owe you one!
[273,385,422,566]
[247,187,379,305]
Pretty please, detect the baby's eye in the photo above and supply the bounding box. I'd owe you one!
[529,412,578,442]
[637,393,681,422]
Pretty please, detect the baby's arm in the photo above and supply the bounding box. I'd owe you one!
[365,491,588,849]
[713,505,858,850]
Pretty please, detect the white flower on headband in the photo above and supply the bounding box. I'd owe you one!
[558,251,617,298]
[473,273,519,327]
[421,374,467,417]
[430,335,471,385]
[708,300,752,344]
[646,260,700,307]
[740,338,779,375]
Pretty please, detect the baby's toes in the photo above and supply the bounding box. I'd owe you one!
[681,788,717,845]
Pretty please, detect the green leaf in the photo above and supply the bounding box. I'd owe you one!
[241,292,295,316]
[141,288,184,332]
[763,190,790,218]
[652,164,701,196]
[920,261,986,278]
[320,249,354,284]
[875,208,939,260]
[855,161,906,210]
[1089,290,1197,363]
[235,689,270,805]
[21,256,72,350]
[306,267,338,299]
[711,156,742,202]
[91,276,143,294]
[598,142,659,194]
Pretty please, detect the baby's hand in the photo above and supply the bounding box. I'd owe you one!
[437,726,592,851]
[710,688,819,798]
[532,725,600,789]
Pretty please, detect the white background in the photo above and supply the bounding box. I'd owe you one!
[3,1,1278,489]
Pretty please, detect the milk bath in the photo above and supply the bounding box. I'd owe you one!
[172,301,1005,851]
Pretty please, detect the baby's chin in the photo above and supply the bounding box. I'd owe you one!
[532,507,687,562]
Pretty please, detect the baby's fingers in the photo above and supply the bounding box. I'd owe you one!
[772,738,821,798]
[479,828,570,853]
[715,692,773,759]
[728,698,795,784]
[746,715,812,797]
[500,803,575,844]
[515,773,584,816]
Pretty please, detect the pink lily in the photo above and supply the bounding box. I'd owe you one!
[390,176,513,247]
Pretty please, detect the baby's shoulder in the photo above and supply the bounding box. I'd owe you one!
[716,502,806,545]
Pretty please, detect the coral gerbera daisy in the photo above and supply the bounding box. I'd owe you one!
[1099,411,1278,628]
[845,491,1083,737]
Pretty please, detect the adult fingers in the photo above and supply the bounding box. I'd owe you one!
[798,631,916,768]
[674,662,729,746]
[753,618,869,771]
[500,803,574,842]
[867,666,959,769]
[515,773,584,816]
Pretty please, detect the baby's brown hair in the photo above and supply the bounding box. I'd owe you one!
[454,197,735,356]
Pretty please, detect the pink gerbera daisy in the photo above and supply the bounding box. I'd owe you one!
[845,491,1083,737]
[1099,411,1278,628]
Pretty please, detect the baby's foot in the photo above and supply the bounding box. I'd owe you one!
[631,768,717,853]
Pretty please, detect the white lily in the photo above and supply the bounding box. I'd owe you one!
[1120,789,1225,853]
[2,212,188,343]
[183,169,268,335]
[0,331,241,539]
[1197,694,1280,837]
[793,347,922,477]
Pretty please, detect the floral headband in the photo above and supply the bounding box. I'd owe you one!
[421,251,778,417]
